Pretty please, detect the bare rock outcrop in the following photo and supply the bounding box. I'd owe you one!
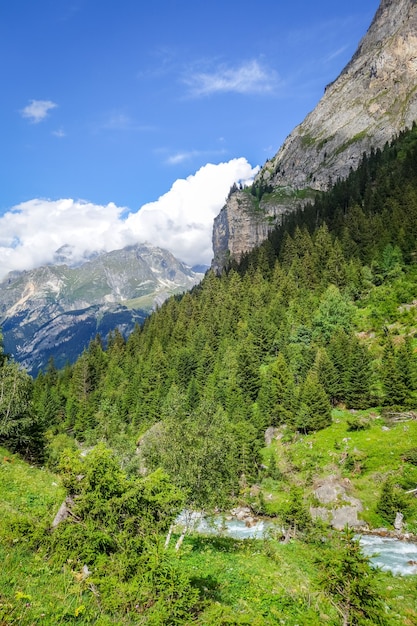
[212,0,417,271]
[310,475,366,530]
[259,0,417,192]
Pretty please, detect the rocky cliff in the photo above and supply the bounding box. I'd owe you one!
[212,0,417,271]
[0,244,203,375]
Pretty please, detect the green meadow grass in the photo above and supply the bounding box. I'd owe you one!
[1,430,417,625]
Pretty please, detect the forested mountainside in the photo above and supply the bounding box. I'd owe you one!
[1,126,417,624]
[26,125,417,457]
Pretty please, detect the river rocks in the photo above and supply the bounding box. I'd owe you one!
[394,512,404,533]
[230,506,252,521]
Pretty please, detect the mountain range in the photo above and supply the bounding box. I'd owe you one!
[0,244,203,375]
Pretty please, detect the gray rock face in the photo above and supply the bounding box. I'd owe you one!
[212,192,279,271]
[0,243,203,374]
[212,189,303,271]
[212,0,417,270]
[260,0,417,192]
[310,475,365,530]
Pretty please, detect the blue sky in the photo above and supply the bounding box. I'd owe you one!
[0,0,380,274]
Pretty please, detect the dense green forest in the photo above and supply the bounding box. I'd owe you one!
[1,125,417,624]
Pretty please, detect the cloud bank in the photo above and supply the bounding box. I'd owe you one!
[0,158,258,281]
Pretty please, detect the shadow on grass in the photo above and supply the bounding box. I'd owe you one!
[187,534,256,553]
[189,574,222,602]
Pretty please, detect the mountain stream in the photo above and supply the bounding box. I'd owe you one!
[178,512,417,576]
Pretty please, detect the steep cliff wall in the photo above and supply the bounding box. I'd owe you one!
[212,0,417,271]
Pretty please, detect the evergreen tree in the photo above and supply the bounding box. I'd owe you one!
[380,338,409,406]
[328,330,353,404]
[297,371,332,433]
[317,528,388,626]
[313,347,339,405]
[236,331,262,402]
[257,353,295,426]
[376,478,408,525]
[345,337,373,409]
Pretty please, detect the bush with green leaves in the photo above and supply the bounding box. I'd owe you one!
[44,444,202,621]
[375,478,409,525]
[402,447,417,466]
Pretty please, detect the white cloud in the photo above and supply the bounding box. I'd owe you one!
[125,158,259,266]
[20,99,58,123]
[52,128,66,138]
[165,148,226,165]
[0,158,258,280]
[166,151,201,165]
[100,113,155,132]
[0,200,129,278]
[325,45,349,63]
[184,60,278,97]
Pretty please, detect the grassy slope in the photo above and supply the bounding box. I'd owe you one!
[0,448,116,625]
[180,533,417,625]
[256,410,417,530]
[1,429,417,625]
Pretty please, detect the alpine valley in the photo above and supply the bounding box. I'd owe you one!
[2,1,417,625]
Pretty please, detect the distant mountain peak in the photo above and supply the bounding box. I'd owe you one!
[52,244,103,267]
[0,242,203,375]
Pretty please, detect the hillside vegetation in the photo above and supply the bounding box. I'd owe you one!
[1,126,417,623]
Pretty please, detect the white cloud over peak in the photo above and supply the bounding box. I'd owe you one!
[0,158,258,280]
[0,200,128,278]
[126,158,259,265]
[184,60,278,97]
[20,99,58,123]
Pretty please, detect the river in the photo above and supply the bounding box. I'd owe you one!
[179,513,417,576]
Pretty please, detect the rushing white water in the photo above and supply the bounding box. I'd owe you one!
[175,510,277,539]
[176,512,417,576]
[197,516,274,539]
[359,534,417,576]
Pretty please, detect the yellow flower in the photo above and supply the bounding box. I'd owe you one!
[74,605,86,617]
[15,591,31,601]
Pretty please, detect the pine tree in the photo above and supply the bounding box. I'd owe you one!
[380,338,408,406]
[297,371,332,433]
[345,337,373,409]
[376,478,408,525]
[313,347,339,405]
[317,528,388,625]
[257,353,295,426]
[328,330,353,404]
